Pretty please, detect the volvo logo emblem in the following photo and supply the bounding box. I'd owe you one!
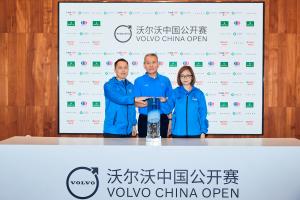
[114,25,132,43]
[66,167,99,199]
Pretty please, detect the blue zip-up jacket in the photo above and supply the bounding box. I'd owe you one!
[168,86,208,136]
[103,77,137,135]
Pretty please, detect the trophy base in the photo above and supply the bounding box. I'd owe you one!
[146,136,161,146]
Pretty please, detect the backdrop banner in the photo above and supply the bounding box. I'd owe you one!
[59,3,263,134]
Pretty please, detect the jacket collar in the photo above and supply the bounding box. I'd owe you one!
[179,85,196,94]
[144,72,160,80]
[110,77,128,86]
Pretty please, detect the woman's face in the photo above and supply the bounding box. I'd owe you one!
[180,69,193,86]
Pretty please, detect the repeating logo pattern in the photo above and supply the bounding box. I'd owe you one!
[59,3,263,134]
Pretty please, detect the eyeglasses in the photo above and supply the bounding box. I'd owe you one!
[180,75,193,79]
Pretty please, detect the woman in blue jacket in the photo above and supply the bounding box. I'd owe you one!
[103,58,145,137]
[168,66,208,138]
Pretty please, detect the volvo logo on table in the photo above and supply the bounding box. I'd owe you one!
[66,167,99,199]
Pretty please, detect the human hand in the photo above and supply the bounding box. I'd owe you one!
[200,133,206,139]
[135,97,149,107]
[135,97,149,103]
[132,126,137,137]
[167,119,172,137]
[159,97,168,103]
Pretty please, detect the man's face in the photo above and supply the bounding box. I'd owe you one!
[144,55,159,75]
[114,61,128,80]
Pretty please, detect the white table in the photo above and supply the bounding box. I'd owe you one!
[1,136,300,200]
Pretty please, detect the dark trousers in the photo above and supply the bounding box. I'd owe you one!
[172,135,200,138]
[138,114,169,138]
[103,133,132,138]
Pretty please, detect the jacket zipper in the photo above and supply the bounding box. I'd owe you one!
[124,81,129,132]
[186,94,189,136]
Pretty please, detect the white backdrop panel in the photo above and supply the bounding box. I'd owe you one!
[59,3,263,134]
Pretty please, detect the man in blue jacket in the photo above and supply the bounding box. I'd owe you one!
[134,53,173,138]
[103,58,145,137]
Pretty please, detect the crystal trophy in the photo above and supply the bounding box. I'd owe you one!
[146,97,161,141]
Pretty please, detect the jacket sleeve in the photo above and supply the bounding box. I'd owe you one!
[166,89,176,114]
[133,79,141,97]
[129,105,137,125]
[165,78,173,98]
[161,79,174,114]
[104,83,134,105]
[198,92,208,133]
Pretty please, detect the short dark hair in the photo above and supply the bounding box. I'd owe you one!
[177,66,196,86]
[144,53,158,63]
[114,58,128,69]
